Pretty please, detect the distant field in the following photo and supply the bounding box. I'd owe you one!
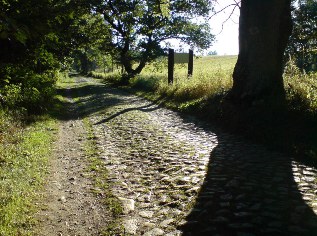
[141,55,237,83]
[127,55,237,106]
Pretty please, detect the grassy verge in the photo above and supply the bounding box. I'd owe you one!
[83,117,123,236]
[59,75,125,235]
[91,56,317,164]
[0,110,57,236]
[0,72,72,235]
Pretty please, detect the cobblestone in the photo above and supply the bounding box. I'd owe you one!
[78,77,317,235]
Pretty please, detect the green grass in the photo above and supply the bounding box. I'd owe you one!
[92,56,236,110]
[0,111,57,236]
[82,117,124,235]
[0,72,72,235]
[92,56,317,164]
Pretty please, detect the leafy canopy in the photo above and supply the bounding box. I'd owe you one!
[93,0,214,77]
[287,0,317,72]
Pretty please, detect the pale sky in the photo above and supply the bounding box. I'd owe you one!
[165,1,240,55]
[208,1,240,55]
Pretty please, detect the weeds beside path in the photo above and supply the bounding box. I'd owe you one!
[0,114,56,236]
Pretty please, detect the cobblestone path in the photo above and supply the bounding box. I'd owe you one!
[73,77,317,235]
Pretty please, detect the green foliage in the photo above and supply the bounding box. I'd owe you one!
[0,68,58,113]
[94,0,214,76]
[287,0,317,72]
[70,13,112,74]
[0,0,95,113]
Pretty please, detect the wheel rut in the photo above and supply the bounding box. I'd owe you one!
[35,81,111,236]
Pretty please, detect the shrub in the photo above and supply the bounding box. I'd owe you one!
[0,70,58,113]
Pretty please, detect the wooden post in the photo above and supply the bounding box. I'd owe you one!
[111,56,114,72]
[188,49,193,78]
[168,48,174,84]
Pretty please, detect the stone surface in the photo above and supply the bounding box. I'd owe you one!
[123,218,138,235]
[76,77,317,235]
[118,197,135,214]
[143,228,165,236]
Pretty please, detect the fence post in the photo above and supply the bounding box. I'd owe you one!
[168,48,174,84]
[188,49,193,78]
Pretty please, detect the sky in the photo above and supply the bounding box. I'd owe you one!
[166,1,240,56]
[208,1,240,55]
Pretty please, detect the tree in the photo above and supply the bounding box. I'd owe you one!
[0,0,92,69]
[94,0,214,79]
[70,14,112,74]
[230,0,293,103]
[286,0,317,72]
[0,0,93,111]
[208,50,218,56]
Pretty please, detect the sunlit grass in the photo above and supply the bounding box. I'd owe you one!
[284,61,317,113]
[92,56,236,110]
[0,112,57,236]
[139,56,235,102]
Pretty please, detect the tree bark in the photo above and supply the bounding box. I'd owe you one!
[230,0,292,103]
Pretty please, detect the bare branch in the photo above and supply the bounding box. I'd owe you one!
[233,0,241,9]
[208,3,238,20]
[215,3,240,36]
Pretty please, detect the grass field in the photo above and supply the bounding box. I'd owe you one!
[93,55,237,109]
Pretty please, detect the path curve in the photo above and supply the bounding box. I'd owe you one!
[40,76,317,235]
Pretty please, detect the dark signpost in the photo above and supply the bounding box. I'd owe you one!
[188,49,193,77]
[168,49,194,84]
[168,48,174,84]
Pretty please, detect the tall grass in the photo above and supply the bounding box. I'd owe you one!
[92,56,236,109]
[284,60,317,113]
[137,56,235,101]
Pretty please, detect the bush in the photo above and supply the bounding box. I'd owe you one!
[0,70,58,113]
[284,60,317,114]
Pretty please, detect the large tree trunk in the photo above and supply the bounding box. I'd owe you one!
[230,0,292,103]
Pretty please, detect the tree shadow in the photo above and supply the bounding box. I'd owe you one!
[180,130,317,235]
[53,80,163,123]
[53,83,123,120]
[94,97,164,124]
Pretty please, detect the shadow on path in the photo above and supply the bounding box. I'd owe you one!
[54,78,163,123]
[54,82,122,120]
[94,98,163,124]
[55,77,317,235]
[180,131,317,235]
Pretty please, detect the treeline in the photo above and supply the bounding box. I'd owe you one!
[0,0,95,113]
[0,0,215,113]
[287,0,317,72]
[0,0,316,114]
